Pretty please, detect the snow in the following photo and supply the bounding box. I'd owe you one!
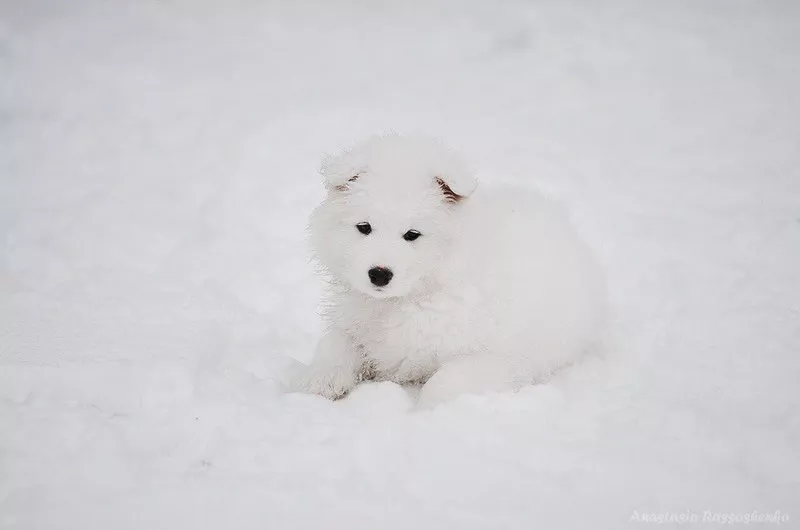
[1,0,799,528]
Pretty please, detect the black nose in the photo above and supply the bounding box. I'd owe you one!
[368,267,393,287]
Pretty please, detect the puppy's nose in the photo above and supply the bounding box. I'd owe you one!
[368,267,393,287]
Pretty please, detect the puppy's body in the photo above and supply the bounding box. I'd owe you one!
[298,135,606,407]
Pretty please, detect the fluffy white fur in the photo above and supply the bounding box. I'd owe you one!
[296,134,607,408]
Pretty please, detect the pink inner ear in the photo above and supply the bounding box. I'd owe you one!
[435,177,463,203]
[334,175,360,192]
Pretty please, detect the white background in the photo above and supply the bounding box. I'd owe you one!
[2,1,798,528]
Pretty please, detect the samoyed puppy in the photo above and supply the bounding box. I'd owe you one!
[296,134,606,408]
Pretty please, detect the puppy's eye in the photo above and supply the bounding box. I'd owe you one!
[403,230,421,241]
[356,222,372,235]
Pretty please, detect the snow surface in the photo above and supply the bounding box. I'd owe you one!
[2,1,799,528]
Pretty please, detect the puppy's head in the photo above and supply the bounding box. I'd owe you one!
[310,134,477,299]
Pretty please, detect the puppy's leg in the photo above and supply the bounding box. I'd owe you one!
[416,354,525,409]
[294,329,362,400]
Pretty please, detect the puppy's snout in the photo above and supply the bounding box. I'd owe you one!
[368,267,393,287]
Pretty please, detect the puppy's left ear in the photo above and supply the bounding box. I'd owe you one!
[319,152,363,192]
[434,168,477,204]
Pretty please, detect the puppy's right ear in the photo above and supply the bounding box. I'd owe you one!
[319,153,363,192]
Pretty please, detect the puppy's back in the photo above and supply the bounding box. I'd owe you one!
[454,187,606,370]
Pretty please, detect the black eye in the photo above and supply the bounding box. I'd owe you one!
[403,230,421,241]
[356,222,372,235]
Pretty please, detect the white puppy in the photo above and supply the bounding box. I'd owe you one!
[296,134,606,408]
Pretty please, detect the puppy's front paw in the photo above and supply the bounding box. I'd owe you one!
[294,365,357,400]
[415,356,521,409]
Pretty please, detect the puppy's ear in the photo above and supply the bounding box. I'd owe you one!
[319,153,364,192]
[434,170,477,204]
